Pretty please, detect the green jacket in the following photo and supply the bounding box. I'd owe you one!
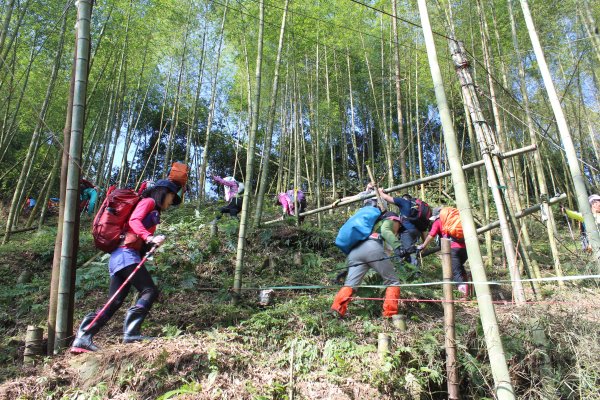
[374,219,402,250]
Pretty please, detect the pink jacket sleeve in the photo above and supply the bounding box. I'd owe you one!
[428,219,442,238]
[128,198,157,241]
[278,193,291,215]
[213,176,237,188]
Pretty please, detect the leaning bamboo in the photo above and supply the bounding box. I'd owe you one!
[520,0,600,270]
[417,1,515,398]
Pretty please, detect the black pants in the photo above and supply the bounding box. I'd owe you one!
[450,248,468,283]
[101,264,159,320]
[219,197,242,217]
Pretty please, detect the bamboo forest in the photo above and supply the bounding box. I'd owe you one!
[1,0,600,398]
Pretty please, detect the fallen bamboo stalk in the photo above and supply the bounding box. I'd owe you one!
[263,144,537,225]
[9,226,38,234]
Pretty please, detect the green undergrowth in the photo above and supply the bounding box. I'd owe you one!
[0,203,599,399]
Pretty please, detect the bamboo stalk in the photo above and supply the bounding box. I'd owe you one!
[441,239,459,400]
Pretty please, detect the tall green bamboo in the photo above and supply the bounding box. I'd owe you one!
[233,0,264,300]
[54,0,92,352]
[417,1,516,398]
[520,0,600,269]
[254,0,288,225]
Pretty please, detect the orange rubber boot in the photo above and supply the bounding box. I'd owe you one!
[383,286,401,317]
[330,286,354,317]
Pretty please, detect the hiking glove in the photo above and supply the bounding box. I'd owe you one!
[146,234,166,246]
[394,247,406,259]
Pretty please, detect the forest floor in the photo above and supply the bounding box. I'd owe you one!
[0,202,599,399]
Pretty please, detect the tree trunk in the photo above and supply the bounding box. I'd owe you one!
[233,0,263,300]
[198,1,228,198]
[55,0,92,352]
[520,0,600,269]
[507,0,563,284]
[254,0,288,225]
[391,0,405,183]
[417,2,516,397]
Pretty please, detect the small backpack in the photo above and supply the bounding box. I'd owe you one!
[406,198,432,232]
[80,178,95,192]
[335,206,383,255]
[439,207,464,240]
[168,162,189,187]
[92,187,141,253]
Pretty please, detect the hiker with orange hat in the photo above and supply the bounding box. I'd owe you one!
[330,210,407,319]
[417,206,469,297]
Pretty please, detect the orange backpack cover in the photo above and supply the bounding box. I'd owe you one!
[440,207,464,240]
[168,162,189,187]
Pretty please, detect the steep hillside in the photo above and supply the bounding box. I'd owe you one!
[0,202,599,399]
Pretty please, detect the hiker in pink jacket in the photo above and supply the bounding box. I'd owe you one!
[276,189,307,223]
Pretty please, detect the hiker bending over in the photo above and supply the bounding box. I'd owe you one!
[561,194,600,252]
[24,197,36,214]
[80,178,99,215]
[71,179,182,353]
[417,207,469,297]
[213,176,244,219]
[335,182,387,208]
[276,188,307,223]
[331,211,409,318]
[378,190,422,272]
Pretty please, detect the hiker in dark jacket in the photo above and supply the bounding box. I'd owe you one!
[331,211,409,318]
[213,176,244,219]
[71,179,182,353]
[378,189,421,272]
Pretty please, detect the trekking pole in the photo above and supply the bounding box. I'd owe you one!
[366,165,385,210]
[84,244,160,331]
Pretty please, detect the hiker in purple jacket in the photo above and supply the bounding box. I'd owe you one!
[213,176,245,219]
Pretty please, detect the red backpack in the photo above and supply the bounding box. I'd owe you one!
[92,187,141,253]
[406,198,432,232]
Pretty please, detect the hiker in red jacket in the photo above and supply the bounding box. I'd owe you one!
[71,180,182,353]
[418,207,469,297]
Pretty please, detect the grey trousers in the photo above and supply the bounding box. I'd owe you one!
[401,229,420,266]
[344,239,400,287]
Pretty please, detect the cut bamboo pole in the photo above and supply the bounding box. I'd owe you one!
[441,239,459,400]
[262,145,537,225]
[417,1,515,397]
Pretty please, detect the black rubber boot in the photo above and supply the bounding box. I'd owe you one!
[70,312,106,354]
[123,306,154,343]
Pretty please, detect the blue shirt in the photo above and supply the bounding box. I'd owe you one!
[392,197,417,231]
[109,247,142,276]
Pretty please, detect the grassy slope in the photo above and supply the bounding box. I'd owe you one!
[0,202,599,399]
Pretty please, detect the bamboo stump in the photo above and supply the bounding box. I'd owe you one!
[377,333,391,359]
[392,314,407,331]
[210,222,218,237]
[24,326,43,365]
[293,252,302,266]
[17,270,32,284]
[441,239,459,399]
